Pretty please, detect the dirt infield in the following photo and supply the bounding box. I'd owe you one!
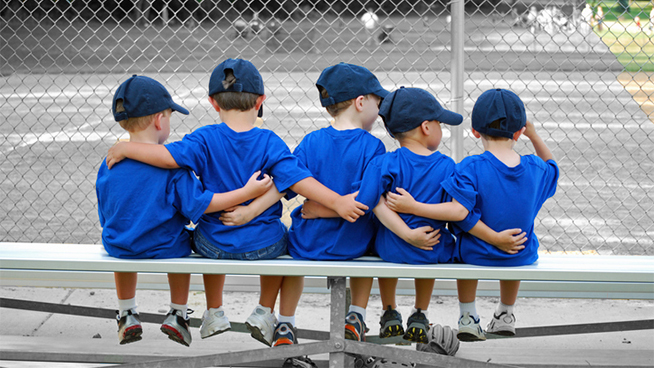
[618,71,654,122]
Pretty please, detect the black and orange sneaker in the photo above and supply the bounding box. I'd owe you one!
[345,311,367,342]
[273,322,297,346]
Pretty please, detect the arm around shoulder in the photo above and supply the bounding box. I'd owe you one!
[106,142,178,169]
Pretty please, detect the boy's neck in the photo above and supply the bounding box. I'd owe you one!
[128,129,160,145]
[332,110,364,131]
[220,109,257,132]
[398,137,435,156]
[482,138,520,167]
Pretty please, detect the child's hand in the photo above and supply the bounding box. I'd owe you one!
[405,227,441,251]
[106,141,128,169]
[335,192,368,223]
[243,171,273,197]
[386,188,416,214]
[492,228,527,254]
[301,199,329,219]
[523,120,537,139]
[219,205,256,226]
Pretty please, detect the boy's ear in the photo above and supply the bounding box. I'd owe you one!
[255,94,266,110]
[471,127,481,139]
[153,112,163,131]
[208,96,221,112]
[420,120,431,135]
[354,95,365,112]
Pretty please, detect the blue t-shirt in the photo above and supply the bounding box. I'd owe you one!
[165,123,312,253]
[355,148,457,265]
[96,159,213,259]
[442,151,559,266]
[287,127,386,260]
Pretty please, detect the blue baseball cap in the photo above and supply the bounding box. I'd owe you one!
[316,63,389,107]
[379,87,463,137]
[112,75,189,122]
[472,89,526,139]
[209,58,264,96]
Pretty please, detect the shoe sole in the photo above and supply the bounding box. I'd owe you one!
[200,326,231,339]
[246,322,272,346]
[380,324,404,338]
[119,325,143,345]
[403,327,428,344]
[160,325,191,347]
[456,331,486,342]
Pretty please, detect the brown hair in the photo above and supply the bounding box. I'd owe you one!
[478,119,512,141]
[115,100,171,132]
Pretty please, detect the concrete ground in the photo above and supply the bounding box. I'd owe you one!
[1,286,653,367]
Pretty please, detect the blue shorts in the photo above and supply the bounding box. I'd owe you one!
[192,228,288,260]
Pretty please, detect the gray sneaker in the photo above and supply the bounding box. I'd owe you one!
[116,309,142,345]
[160,308,192,347]
[200,307,231,339]
[486,311,516,336]
[245,305,277,346]
[457,312,486,342]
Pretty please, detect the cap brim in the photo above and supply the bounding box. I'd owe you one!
[438,109,463,126]
[374,88,390,99]
[171,102,190,115]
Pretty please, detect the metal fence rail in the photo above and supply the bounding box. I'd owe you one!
[1,0,652,255]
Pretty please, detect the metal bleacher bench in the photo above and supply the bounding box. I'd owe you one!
[1,242,653,368]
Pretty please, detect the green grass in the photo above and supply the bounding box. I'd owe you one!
[597,22,654,72]
[593,1,652,21]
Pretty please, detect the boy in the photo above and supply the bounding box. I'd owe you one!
[441,88,558,341]
[105,59,368,346]
[354,87,467,344]
[97,75,272,346]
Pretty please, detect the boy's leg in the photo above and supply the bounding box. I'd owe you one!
[161,273,193,346]
[345,277,373,342]
[114,272,142,345]
[246,275,282,346]
[273,276,304,346]
[403,278,434,343]
[378,277,404,338]
[456,279,485,342]
[486,280,520,336]
[200,274,231,339]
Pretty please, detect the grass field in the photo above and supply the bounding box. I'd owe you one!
[1,13,653,255]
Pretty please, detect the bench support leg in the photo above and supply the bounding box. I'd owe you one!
[328,276,347,368]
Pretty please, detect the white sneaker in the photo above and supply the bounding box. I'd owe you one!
[200,307,231,339]
[245,305,278,346]
[486,311,516,336]
[457,312,486,342]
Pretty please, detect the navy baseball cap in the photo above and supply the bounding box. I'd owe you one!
[472,88,526,139]
[316,63,389,107]
[209,58,264,96]
[112,75,189,122]
[379,87,463,137]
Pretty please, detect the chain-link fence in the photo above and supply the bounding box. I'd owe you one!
[1,0,652,255]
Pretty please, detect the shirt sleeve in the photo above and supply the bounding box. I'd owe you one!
[266,135,313,194]
[284,137,309,200]
[542,159,559,201]
[441,163,478,213]
[355,156,393,211]
[168,169,214,224]
[165,130,209,174]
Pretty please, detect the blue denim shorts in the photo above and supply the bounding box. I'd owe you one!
[193,228,288,260]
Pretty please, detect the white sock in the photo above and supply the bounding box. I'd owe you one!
[257,304,273,314]
[118,298,137,316]
[496,302,514,316]
[459,301,478,319]
[170,303,188,318]
[349,305,367,320]
[411,307,428,318]
[278,314,296,327]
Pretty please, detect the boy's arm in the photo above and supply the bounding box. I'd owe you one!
[373,196,441,251]
[301,198,340,219]
[106,142,178,169]
[289,177,368,223]
[386,188,469,222]
[467,220,527,254]
[219,184,285,226]
[523,121,553,162]
[205,171,273,214]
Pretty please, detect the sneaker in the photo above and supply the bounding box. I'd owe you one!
[457,312,486,341]
[403,309,429,344]
[486,311,516,336]
[379,305,404,338]
[282,356,318,368]
[344,311,367,342]
[273,322,297,346]
[200,307,231,339]
[116,309,142,345]
[160,308,192,347]
[245,305,278,346]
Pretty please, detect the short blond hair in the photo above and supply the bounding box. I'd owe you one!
[319,86,376,118]
[210,69,260,111]
[115,100,170,132]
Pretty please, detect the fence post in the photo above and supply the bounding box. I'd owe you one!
[450,0,465,163]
